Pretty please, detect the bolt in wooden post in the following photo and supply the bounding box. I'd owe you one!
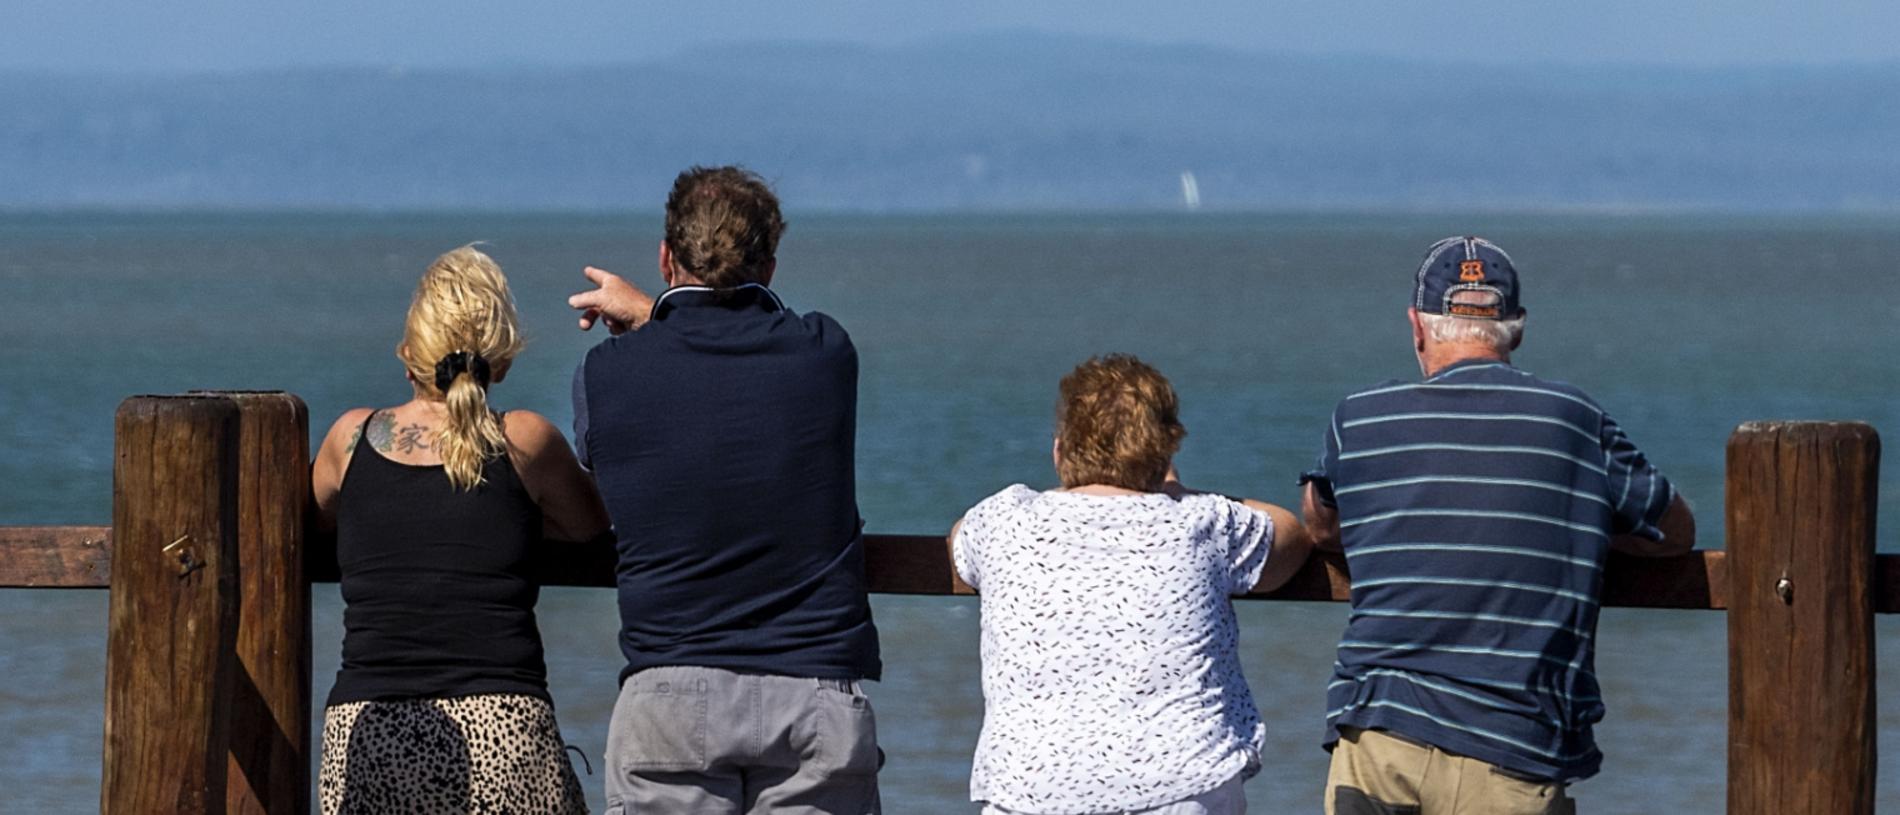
[103,395,242,814]
[195,392,311,815]
[1727,421,1879,815]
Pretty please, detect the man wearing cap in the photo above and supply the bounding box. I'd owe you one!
[567,166,882,813]
[1300,236,1696,814]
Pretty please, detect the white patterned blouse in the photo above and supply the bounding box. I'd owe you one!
[952,484,1275,814]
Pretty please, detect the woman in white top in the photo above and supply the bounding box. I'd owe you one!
[949,354,1313,815]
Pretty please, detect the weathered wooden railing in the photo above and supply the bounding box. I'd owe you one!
[0,393,1884,814]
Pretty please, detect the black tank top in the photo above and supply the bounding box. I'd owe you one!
[327,413,550,705]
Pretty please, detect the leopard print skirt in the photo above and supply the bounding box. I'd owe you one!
[320,693,588,815]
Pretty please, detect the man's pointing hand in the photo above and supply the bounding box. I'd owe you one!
[569,266,655,335]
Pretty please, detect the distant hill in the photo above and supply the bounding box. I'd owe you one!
[2,33,1896,211]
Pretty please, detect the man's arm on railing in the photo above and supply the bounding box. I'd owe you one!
[1302,482,1342,553]
[1610,495,1697,557]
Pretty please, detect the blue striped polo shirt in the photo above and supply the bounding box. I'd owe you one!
[1301,358,1675,781]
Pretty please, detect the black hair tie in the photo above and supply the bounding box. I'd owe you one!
[433,351,492,392]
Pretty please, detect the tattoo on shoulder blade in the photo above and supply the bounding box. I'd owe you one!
[393,423,430,454]
[346,423,363,455]
[367,411,397,453]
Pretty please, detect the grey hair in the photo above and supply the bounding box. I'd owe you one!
[1419,311,1524,350]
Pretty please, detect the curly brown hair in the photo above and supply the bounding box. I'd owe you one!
[663,166,786,288]
[1055,354,1186,491]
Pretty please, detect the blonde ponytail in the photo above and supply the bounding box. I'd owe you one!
[438,365,509,490]
[399,245,524,490]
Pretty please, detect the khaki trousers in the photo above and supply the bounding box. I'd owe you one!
[1325,728,1573,815]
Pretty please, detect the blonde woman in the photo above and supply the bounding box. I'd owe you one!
[949,354,1313,815]
[311,246,609,815]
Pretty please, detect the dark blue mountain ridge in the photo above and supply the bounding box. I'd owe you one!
[1,31,1895,211]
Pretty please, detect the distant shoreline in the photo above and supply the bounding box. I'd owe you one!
[4,37,1896,213]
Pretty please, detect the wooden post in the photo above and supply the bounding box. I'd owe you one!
[196,392,311,815]
[1727,421,1879,815]
[103,395,242,814]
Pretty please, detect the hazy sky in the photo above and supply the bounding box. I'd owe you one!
[4,0,1898,73]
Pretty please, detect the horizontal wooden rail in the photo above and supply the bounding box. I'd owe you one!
[0,525,112,587]
[0,524,1806,611]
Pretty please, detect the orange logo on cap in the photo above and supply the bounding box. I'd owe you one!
[1459,260,1486,281]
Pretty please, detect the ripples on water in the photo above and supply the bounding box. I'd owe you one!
[3,212,1898,812]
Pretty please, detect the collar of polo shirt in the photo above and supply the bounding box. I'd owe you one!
[648,283,786,320]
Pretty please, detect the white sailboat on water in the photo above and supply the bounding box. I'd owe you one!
[1180,171,1202,211]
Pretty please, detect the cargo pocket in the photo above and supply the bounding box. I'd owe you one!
[1484,766,1569,815]
[1333,786,1420,815]
[613,677,710,772]
[808,682,880,778]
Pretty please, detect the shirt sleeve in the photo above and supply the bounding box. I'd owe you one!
[952,485,1036,591]
[1297,406,1343,508]
[951,497,993,591]
[1602,411,1676,541]
[1221,498,1275,596]
[570,360,592,471]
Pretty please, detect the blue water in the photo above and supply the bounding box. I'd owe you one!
[3,212,1897,812]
